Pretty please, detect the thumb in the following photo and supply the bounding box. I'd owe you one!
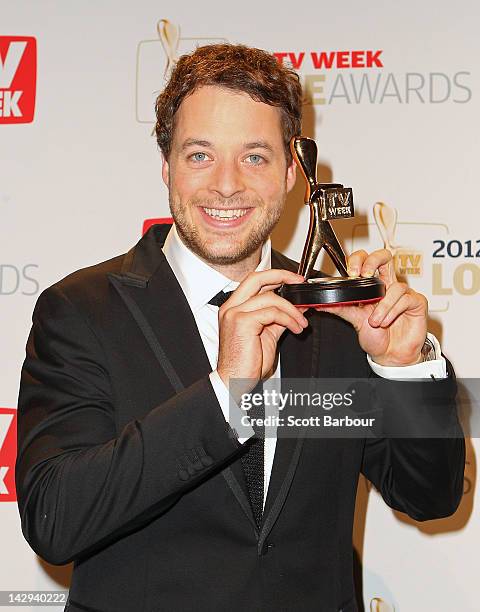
[268,323,289,342]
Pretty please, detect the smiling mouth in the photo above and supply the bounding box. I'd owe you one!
[201,207,251,220]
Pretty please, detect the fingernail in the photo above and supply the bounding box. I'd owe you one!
[301,316,308,326]
[348,267,359,277]
[362,269,374,277]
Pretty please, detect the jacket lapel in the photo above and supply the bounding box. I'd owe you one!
[257,249,320,549]
[108,225,213,389]
[107,224,255,530]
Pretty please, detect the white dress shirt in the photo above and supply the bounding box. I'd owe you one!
[162,223,447,507]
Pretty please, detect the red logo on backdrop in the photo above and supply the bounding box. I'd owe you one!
[0,408,17,502]
[142,217,172,235]
[0,36,37,124]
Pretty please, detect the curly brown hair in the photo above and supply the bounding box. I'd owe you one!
[155,43,302,162]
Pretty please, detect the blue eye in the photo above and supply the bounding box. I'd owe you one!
[191,152,208,162]
[247,154,263,165]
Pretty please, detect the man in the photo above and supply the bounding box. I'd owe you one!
[16,44,464,612]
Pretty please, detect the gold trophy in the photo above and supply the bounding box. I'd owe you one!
[278,137,385,306]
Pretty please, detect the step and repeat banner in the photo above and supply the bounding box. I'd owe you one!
[2,2,478,610]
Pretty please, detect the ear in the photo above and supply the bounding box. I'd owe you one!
[161,154,170,188]
[286,158,297,193]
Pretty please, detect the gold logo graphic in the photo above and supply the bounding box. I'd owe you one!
[351,202,453,311]
[373,202,422,277]
[370,597,395,612]
[157,19,180,77]
[136,19,227,123]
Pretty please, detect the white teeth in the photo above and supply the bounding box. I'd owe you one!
[202,208,249,220]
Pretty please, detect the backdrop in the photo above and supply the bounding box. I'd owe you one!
[1,2,478,610]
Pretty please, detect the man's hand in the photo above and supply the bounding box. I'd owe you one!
[217,270,308,389]
[318,249,428,366]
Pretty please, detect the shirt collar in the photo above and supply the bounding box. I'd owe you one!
[162,224,271,312]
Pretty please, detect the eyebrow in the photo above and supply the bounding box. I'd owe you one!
[243,141,274,153]
[180,139,275,153]
[181,139,213,151]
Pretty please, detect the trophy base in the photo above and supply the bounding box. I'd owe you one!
[278,276,386,307]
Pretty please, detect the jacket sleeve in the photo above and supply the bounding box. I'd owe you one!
[16,285,241,565]
[361,365,465,521]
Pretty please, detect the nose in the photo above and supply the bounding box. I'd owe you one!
[209,159,245,199]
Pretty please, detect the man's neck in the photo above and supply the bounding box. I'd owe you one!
[165,224,270,285]
[200,248,262,282]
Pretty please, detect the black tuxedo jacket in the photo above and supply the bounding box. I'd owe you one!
[16,224,464,612]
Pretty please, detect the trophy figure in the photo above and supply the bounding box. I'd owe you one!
[278,137,386,307]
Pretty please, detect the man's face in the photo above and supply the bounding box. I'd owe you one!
[162,85,296,266]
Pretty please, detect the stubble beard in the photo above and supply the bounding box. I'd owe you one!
[169,194,285,266]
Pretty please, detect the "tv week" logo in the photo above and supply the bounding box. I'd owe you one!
[0,36,37,123]
[0,408,17,502]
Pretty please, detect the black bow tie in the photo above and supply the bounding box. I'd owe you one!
[208,290,234,307]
